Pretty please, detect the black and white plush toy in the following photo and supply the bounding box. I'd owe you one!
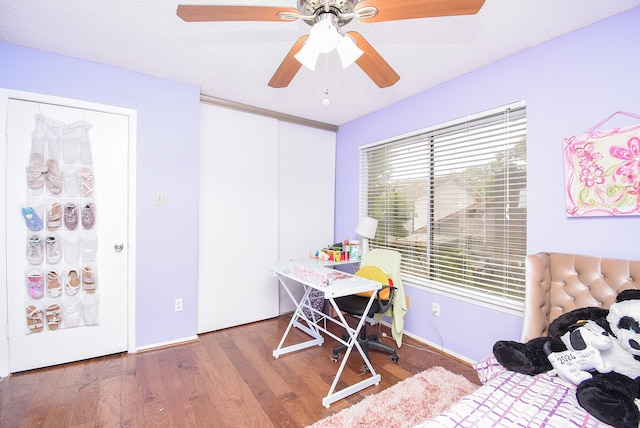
[544,319,614,384]
[493,289,640,428]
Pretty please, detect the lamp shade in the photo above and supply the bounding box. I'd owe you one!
[295,16,362,71]
[336,35,363,69]
[311,19,339,54]
[355,216,378,239]
[295,19,340,71]
[294,40,320,71]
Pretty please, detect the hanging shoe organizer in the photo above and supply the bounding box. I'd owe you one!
[22,113,99,334]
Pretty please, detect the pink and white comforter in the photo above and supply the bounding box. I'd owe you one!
[416,355,613,427]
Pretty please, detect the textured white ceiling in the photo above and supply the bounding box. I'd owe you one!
[1,0,639,126]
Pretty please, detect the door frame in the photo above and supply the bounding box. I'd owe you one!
[0,89,137,377]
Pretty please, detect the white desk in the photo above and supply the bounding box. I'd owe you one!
[271,258,381,407]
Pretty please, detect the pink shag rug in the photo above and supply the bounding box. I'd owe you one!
[308,366,478,428]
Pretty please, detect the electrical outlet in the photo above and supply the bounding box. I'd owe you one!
[432,302,440,317]
[155,192,165,206]
[174,298,183,312]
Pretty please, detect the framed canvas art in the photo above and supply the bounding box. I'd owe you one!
[564,112,640,217]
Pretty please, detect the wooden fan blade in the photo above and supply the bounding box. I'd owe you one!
[176,5,299,22]
[355,0,485,23]
[348,32,400,88]
[268,35,308,88]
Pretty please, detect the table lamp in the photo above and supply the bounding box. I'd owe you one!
[355,216,378,239]
[355,216,377,258]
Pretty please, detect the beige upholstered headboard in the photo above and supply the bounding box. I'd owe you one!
[520,252,640,342]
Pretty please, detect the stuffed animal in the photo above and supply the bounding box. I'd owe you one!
[576,290,640,428]
[493,290,640,428]
[607,290,640,361]
[543,319,614,384]
[492,306,610,376]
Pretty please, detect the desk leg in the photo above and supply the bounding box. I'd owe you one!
[292,282,325,337]
[272,275,324,358]
[322,295,381,407]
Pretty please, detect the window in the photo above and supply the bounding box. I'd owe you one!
[359,102,527,309]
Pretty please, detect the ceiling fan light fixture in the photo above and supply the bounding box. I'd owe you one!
[294,40,320,70]
[294,16,341,70]
[336,34,363,69]
[310,19,340,53]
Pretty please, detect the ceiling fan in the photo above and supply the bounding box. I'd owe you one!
[177,0,486,89]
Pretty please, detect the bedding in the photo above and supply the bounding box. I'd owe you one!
[416,355,611,427]
[416,252,640,428]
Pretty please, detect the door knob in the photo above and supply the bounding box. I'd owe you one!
[114,243,124,252]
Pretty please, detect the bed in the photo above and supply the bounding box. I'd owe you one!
[417,252,640,428]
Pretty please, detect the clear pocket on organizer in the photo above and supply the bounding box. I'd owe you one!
[81,231,98,262]
[64,232,81,263]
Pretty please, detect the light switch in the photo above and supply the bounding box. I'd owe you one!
[155,192,165,206]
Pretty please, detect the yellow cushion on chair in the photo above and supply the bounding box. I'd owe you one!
[355,265,393,300]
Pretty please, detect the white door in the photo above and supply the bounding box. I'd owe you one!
[278,121,336,313]
[3,94,132,372]
[198,103,279,333]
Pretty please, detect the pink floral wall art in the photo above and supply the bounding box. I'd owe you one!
[564,118,640,217]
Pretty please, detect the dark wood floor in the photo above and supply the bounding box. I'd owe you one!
[0,315,480,427]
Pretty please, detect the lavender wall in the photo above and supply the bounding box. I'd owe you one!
[335,8,640,362]
[0,43,200,348]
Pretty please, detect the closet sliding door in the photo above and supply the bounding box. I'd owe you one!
[278,122,336,314]
[198,104,279,333]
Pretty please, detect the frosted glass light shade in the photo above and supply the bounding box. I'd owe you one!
[312,20,339,53]
[295,19,352,71]
[294,41,320,71]
[336,35,363,69]
[355,216,378,239]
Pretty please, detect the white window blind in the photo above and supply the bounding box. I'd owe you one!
[359,102,527,307]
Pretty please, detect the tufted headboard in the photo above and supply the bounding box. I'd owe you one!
[520,252,640,343]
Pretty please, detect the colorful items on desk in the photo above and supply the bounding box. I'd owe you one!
[311,239,360,262]
[348,240,360,260]
[312,250,331,261]
[293,263,328,285]
[293,263,329,285]
[292,262,350,286]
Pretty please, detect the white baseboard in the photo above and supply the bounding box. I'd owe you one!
[378,320,475,365]
[135,335,199,353]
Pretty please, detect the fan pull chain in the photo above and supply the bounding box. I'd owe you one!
[322,53,330,106]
